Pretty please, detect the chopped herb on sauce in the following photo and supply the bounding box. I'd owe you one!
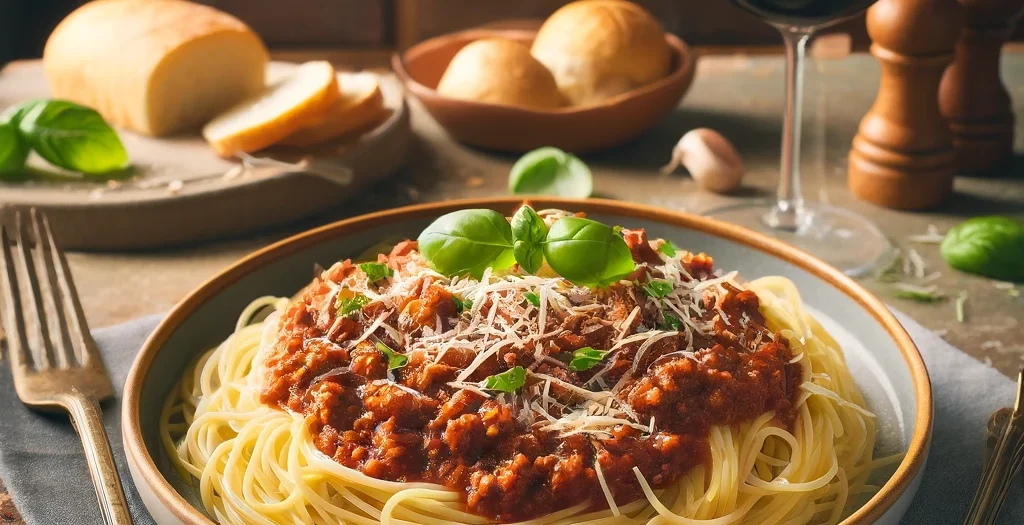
[658,313,683,331]
[483,366,526,393]
[524,291,541,307]
[453,295,472,314]
[337,294,371,317]
[658,241,678,258]
[374,340,408,370]
[359,262,393,283]
[642,279,674,299]
[568,347,612,371]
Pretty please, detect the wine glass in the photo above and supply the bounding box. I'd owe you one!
[705,0,893,277]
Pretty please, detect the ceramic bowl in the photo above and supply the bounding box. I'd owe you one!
[391,29,696,153]
[122,197,931,525]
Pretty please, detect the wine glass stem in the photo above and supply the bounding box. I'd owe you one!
[765,27,812,232]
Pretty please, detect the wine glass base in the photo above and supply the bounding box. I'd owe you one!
[703,201,895,277]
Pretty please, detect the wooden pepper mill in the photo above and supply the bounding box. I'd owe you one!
[939,0,1024,174]
[848,0,964,209]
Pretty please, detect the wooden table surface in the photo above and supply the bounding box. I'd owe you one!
[1,50,1023,523]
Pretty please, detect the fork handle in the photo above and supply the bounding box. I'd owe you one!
[61,390,134,525]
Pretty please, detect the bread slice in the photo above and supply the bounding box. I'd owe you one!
[202,61,340,156]
[279,72,387,148]
[44,0,268,137]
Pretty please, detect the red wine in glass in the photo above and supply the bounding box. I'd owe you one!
[704,0,892,276]
[731,0,876,28]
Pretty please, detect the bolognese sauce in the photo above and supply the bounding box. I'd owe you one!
[258,229,802,522]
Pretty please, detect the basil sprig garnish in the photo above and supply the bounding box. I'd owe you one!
[417,209,516,278]
[511,205,547,274]
[482,366,526,393]
[374,340,408,370]
[418,205,636,287]
[543,216,635,286]
[2,100,128,175]
[941,216,1024,281]
[568,347,612,372]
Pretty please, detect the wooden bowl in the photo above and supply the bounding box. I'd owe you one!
[392,29,697,153]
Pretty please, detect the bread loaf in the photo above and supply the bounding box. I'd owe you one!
[44,0,269,137]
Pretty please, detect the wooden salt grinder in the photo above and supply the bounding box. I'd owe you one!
[848,0,964,209]
[939,0,1024,174]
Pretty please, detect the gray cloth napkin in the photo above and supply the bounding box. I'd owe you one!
[0,311,1022,525]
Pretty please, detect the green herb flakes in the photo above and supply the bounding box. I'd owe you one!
[453,295,473,314]
[359,262,394,283]
[658,313,683,331]
[337,294,371,317]
[643,279,674,299]
[374,340,408,370]
[483,366,526,393]
[524,291,541,308]
[568,347,613,372]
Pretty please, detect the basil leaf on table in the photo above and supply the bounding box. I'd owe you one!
[511,205,547,274]
[941,216,1024,281]
[417,209,515,278]
[0,121,29,178]
[508,147,593,198]
[543,216,636,287]
[18,100,128,175]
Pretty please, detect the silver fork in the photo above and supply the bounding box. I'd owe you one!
[0,209,133,525]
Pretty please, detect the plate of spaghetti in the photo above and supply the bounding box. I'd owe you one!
[122,198,930,525]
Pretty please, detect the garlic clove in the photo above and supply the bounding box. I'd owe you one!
[661,128,744,194]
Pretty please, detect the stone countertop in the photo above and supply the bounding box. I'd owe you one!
[1,51,1023,523]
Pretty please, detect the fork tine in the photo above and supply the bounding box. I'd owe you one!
[38,210,100,367]
[0,217,34,371]
[15,210,57,370]
[31,208,79,368]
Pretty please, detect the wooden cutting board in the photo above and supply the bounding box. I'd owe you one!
[0,60,411,250]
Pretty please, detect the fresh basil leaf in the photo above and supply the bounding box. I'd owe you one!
[359,262,393,283]
[0,121,29,179]
[18,100,128,175]
[417,209,515,278]
[524,291,541,307]
[941,216,1024,281]
[453,295,472,314]
[568,347,612,372]
[543,216,636,287]
[658,240,678,258]
[511,205,547,274]
[658,313,682,331]
[508,147,593,198]
[482,366,526,393]
[642,279,674,299]
[337,294,371,317]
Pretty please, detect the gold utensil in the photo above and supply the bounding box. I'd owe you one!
[964,370,1024,525]
[0,209,133,525]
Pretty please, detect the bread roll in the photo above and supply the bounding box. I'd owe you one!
[531,0,671,106]
[44,0,268,137]
[437,38,566,109]
[202,61,340,156]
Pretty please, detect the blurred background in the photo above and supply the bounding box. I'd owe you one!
[0,0,908,65]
